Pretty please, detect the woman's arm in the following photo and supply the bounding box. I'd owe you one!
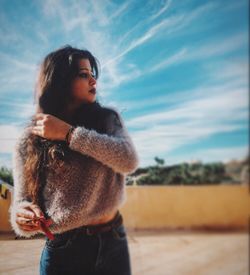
[9,130,44,238]
[69,110,139,174]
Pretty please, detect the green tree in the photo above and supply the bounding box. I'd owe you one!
[154,156,165,166]
[0,166,13,186]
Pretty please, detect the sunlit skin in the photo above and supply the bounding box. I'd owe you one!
[17,59,97,231]
[69,59,97,107]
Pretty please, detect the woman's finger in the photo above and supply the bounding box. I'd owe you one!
[19,224,41,232]
[35,113,46,119]
[16,216,37,225]
[28,204,45,218]
[31,125,43,133]
[36,120,44,126]
[16,208,35,220]
[32,126,43,132]
[31,128,43,137]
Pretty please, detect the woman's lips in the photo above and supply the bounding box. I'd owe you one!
[89,88,96,94]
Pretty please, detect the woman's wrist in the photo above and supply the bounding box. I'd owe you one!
[65,126,76,145]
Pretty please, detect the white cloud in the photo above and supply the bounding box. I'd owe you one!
[0,0,248,169]
[131,119,246,166]
[160,145,249,167]
[147,30,248,75]
[102,13,185,68]
[102,2,215,67]
[0,154,12,169]
[195,146,249,164]
[0,98,36,122]
[108,1,131,21]
[115,52,248,114]
[126,77,248,167]
[127,86,247,127]
[205,59,249,84]
[187,32,248,60]
[100,2,218,87]
[149,0,172,21]
[0,125,22,154]
[0,52,38,95]
[149,48,187,72]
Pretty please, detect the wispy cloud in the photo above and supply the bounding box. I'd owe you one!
[128,86,247,127]
[0,0,248,168]
[103,2,216,68]
[149,0,172,21]
[0,52,38,94]
[0,153,12,168]
[39,0,140,94]
[187,31,248,60]
[122,59,245,114]
[127,76,248,166]
[0,1,221,99]
[102,14,185,68]
[0,125,21,154]
[147,30,248,75]
[149,48,187,73]
[164,145,249,166]
[108,1,131,21]
[205,59,249,84]
[194,146,249,163]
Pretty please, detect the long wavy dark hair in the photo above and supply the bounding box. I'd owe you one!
[23,45,110,207]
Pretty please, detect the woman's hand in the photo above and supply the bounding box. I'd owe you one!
[16,203,53,232]
[31,113,71,141]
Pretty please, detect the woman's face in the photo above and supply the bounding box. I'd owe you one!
[70,58,97,105]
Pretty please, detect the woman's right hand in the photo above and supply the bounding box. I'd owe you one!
[16,203,45,232]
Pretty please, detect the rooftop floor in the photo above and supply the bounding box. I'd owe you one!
[0,230,248,275]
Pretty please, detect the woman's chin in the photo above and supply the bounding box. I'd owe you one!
[81,97,96,104]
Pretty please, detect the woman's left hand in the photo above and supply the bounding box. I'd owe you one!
[31,113,71,141]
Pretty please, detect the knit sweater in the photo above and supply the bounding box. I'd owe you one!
[9,107,139,238]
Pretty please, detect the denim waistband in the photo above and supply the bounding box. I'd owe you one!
[52,211,123,238]
[78,211,123,235]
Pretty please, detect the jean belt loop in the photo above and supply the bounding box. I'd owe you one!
[86,228,93,236]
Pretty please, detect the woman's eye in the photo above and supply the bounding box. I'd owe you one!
[78,73,88,79]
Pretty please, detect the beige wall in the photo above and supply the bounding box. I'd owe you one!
[120,185,250,230]
[0,185,12,232]
[1,185,249,232]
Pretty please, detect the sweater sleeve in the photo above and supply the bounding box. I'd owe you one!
[9,129,42,238]
[69,109,139,174]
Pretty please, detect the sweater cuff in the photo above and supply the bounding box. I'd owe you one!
[69,126,92,155]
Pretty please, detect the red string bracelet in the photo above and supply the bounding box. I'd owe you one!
[36,217,55,240]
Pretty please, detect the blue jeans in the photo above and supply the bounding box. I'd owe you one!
[40,224,132,275]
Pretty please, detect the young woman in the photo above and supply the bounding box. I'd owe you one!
[10,45,139,275]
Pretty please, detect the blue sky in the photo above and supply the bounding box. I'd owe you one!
[0,0,249,168]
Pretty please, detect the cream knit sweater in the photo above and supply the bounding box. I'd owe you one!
[10,108,139,238]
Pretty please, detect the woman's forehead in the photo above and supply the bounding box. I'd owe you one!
[77,59,92,71]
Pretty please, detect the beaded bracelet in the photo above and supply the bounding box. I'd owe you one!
[65,126,76,145]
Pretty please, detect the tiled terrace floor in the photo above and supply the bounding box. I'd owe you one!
[0,230,248,275]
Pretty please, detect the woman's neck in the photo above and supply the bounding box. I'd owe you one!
[64,100,96,122]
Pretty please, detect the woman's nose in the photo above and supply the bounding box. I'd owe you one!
[89,75,96,85]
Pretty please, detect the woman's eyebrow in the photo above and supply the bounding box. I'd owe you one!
[79,67,92,71]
